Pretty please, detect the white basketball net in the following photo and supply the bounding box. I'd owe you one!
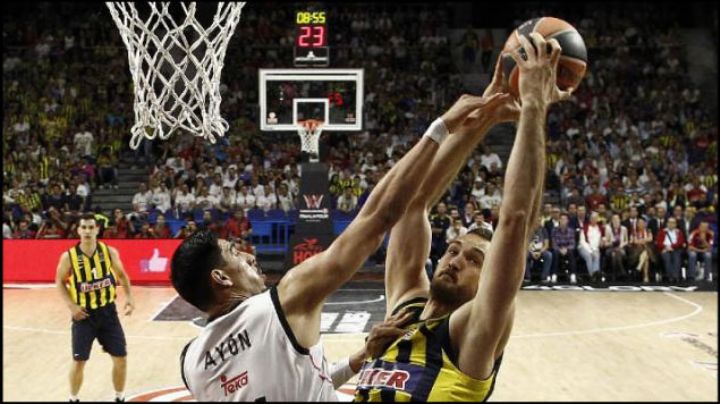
[298,120,323,163]
[106,2,246,149]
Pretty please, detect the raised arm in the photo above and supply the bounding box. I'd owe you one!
[384,59,520,314]
[278,95,494,344]
[449,33,573,380]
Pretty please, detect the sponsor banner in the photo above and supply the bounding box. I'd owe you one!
[296,163,333,233]
[3,239,180,285]
[285,233,334,267]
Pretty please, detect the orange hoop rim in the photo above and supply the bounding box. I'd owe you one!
[298,119,324,133]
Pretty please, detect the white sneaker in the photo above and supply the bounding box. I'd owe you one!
[551,274,557,284]
[545,276,552,283]
[601,276,606,283]
[655,272,662,283]
[570,274,577,284]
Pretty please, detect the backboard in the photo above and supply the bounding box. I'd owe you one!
[259,69,363,132]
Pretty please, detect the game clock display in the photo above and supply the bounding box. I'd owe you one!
[294,10,329,67]
[296,11,327,48]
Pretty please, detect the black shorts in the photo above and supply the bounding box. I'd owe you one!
[71,302,127,361]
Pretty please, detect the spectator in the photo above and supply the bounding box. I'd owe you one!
[687,221,714,282]
[276,184,295,212]
[218,186,237,214]
[65,184,85,213]
[236,185,256,212]
[152,214,172,239]
[131,182,152,219]
[43,183,67,212]
[445,218,468,244]
[223,209,253,240]
[470,178,485,201]
[106,208,133,238]
[685,177,707,204]
[585,182,607,211]
[648,204,667,238]
[256,185,277,212]
[96,146,118,190]
[134,221,154,239]
[622,206,641,235]
[195,187,219,212]
[467,211,493,233]
[683,205,697,234]
[13,218,36,239]
[478,182,501,210]
[36,210,67,239]
[461,202,477,228]
[200,210,222,235]
[208,173,225,199]
[551,213,578,284]
[479,145,502,172]
[223,165,240,189]
[627,218,655,283]
[544,205,561,238]
[174,220,199,239]
[151,183,172,214]
[579,211,606,282]
[73,123,94,158]
[336,187,358,214]
[525,217,553,283]
[174,183,196,217]
[430,202,452,263]
[3,218,12,239]
[656,217,686,283]
[604,213,629,281]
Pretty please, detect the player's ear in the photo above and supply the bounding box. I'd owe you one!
[210,269,233,287]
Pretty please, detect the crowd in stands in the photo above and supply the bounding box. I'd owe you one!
[3,3,717,283]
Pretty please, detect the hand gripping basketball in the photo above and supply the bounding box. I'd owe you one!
[508,33,574,109]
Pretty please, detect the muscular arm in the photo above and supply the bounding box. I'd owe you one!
[385,59,519,314]
[449,33,571,380]
[384,115,495,315]
[55,252,76,309]
[279,96,495,348]
[109,246,135,315]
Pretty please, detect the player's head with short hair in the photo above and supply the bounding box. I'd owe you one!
[431,227,493,308]
[77,213,99,241]
[171,230,266,312]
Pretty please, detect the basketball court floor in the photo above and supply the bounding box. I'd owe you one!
[3,282,717,401]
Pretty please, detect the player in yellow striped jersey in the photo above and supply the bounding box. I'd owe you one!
[55,213,135,402]
[353,34,574,401]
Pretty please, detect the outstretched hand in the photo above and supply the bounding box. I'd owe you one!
[441,92,509,134]
[508,32,574,109]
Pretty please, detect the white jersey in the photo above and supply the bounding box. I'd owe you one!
[181,287,338,402]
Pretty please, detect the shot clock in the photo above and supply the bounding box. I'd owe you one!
[294,10,329,67]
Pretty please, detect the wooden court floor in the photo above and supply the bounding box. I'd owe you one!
[3,285,717,402]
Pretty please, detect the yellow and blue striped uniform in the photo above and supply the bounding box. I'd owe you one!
[353,298,503,402]
[66,242,118,310]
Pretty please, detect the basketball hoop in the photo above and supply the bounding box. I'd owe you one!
[297,119,323,163]
[106,2,246,149]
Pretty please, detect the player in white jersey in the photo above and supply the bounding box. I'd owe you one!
[170,94,511,401]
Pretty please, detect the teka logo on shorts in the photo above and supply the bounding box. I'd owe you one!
[293,237,325,264]
[220,371,249,396]
[303,194,324,210]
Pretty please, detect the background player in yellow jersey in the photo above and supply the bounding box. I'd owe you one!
[353,33,573,401]
[55,213,135,402]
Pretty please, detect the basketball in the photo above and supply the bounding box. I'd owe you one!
[501,17,588,98]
